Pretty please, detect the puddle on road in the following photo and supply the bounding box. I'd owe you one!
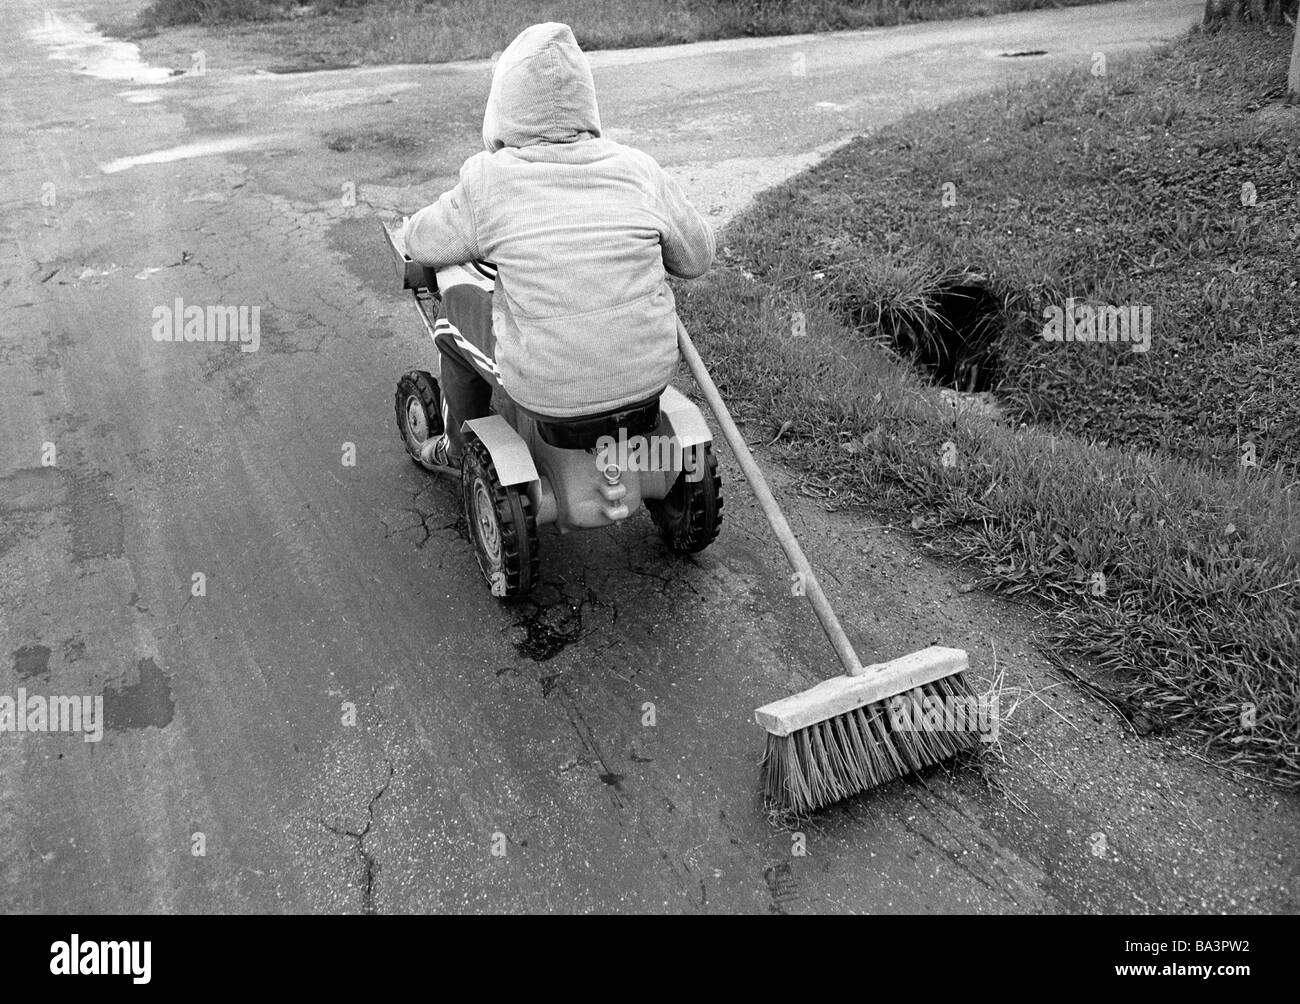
[100,135,293,174]
[27,12,176,85]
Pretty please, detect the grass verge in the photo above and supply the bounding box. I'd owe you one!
[673,24,1300,786]
[722,24,1300,473]
[135,0,1118,64]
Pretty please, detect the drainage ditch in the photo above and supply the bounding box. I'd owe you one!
[843,276,1007,393]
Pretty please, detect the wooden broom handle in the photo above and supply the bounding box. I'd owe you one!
[676,320,866,677]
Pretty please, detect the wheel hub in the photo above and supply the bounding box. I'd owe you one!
[405,395,429,442]
[471,480,502,565]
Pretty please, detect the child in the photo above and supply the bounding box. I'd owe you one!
[402,22,715,466]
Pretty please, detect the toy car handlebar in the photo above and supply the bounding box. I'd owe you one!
[380,219,438,292]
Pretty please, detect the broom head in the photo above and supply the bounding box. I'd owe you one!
[756,646,985,814]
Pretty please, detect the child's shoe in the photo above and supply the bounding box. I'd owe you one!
[420,434,461,470]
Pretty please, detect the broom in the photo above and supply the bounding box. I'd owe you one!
[676,320,982,814]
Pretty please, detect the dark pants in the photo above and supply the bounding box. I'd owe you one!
[433,284,500,462]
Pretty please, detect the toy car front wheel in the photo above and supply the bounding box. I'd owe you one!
[461,439,539,599]
[395,370,443,462]
[646,443,722,553]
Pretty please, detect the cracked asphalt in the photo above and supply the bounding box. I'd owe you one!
[3,0,1297,914]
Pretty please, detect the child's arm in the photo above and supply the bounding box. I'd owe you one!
[402,162,482,267]
[655,170,715,280]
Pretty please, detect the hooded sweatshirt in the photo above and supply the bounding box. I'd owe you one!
[403,22,715,418]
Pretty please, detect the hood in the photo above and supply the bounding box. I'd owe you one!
[482,22,602,152]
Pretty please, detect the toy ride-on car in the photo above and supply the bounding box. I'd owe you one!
[382,221,723,599]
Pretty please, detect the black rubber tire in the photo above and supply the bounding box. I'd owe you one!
[395,370,443,463]
[646,443,723,554]
[461,438,539,599]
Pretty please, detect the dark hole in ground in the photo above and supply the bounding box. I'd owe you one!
[510,589,586,662]
[880,281,1004,392]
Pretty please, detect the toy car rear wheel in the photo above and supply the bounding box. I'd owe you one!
[461,439,539,598]
[395,370,443,462]
[646,443,722,553]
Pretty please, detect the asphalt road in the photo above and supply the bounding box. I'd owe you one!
[4,0,1296,914]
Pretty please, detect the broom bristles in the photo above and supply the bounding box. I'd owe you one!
[762,673,984,814]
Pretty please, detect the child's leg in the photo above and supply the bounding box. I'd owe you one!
[433,283,500,463]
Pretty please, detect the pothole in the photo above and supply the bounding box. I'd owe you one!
[324,130,429,155]
[508,583,592,662]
